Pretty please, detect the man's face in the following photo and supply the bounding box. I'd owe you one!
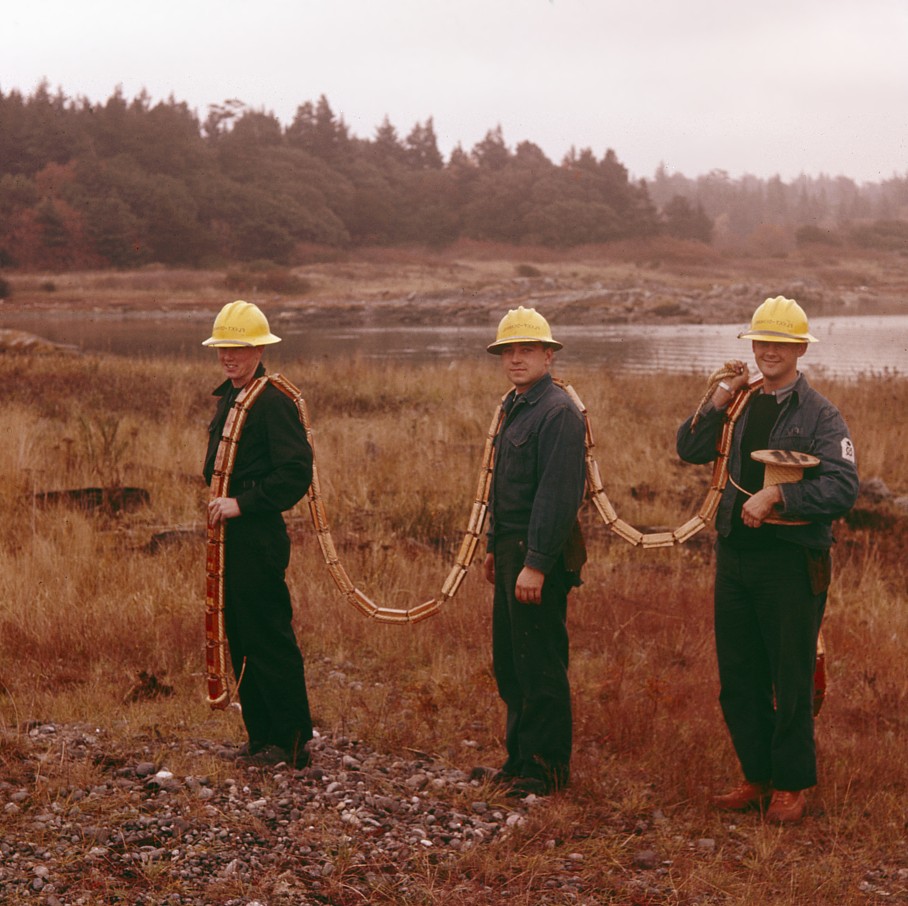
[499,342,553,392]
[217,345,263,388]
[752,340,806,388]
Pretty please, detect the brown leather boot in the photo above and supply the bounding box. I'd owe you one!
[711,780,772,811]
[766,790,806,824]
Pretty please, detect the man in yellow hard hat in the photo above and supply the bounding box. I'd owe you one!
[677,296,859,824]
[203,300,315,769]
[480,306,586,796]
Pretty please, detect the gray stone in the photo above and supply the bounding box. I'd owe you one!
[860,477,892,502]
[633,850,661,870]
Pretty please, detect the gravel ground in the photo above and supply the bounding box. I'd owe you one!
[5,701,908,902]
[1,720,612,905]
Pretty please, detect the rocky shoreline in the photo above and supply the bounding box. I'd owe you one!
[263,274,904,330]
[4,263,906,332]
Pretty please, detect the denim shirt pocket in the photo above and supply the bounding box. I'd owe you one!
[772,424,816,455]
[503,424,538,483]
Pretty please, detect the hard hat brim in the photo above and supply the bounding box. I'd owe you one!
[202,334,282,347]
[486,337,563,354]
[737,329,817,343]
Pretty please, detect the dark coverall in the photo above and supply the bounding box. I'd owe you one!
[204,363,314,754]
[677,372,858,791]
[488,372,586,788]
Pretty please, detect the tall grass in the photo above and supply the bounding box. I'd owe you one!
[0,351,905,903]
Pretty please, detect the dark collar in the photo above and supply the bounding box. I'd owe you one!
[508,371,554,407]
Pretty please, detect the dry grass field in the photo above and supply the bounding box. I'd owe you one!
[0,334,905,903]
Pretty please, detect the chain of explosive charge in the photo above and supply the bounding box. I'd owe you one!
[204,368,763,709]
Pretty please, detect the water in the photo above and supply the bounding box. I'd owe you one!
[1,311,906,378]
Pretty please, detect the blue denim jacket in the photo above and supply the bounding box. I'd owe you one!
[676,372,859,550]
[488,373,586,573]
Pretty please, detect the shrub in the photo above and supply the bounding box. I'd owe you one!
[224,266,311,296]
[848,219,908,252]
[746,223,793,257]
[795,224,842,246]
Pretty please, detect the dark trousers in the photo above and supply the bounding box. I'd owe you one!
[224,513,313,753]
[714,540,827,791]
[492,535,572,786]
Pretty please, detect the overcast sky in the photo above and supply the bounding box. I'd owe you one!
[4,0,907,184]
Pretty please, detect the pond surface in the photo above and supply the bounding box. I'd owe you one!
[1,311,906,379]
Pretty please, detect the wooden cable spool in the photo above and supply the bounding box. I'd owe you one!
[750,449,821,525]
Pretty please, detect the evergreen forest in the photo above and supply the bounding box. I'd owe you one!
[2,83,907,271]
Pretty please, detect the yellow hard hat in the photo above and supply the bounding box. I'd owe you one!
[738,296,817,343]
[487,305,563,354]
[202,300,282,347]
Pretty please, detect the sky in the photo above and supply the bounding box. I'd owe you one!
[4,0,908,184]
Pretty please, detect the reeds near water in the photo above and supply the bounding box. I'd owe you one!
[1,350,906,903]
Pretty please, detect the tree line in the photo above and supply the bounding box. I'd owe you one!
[1,83,906,270]
[649,166,908,255]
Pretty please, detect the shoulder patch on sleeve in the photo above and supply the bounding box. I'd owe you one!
[841,437,856,463]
